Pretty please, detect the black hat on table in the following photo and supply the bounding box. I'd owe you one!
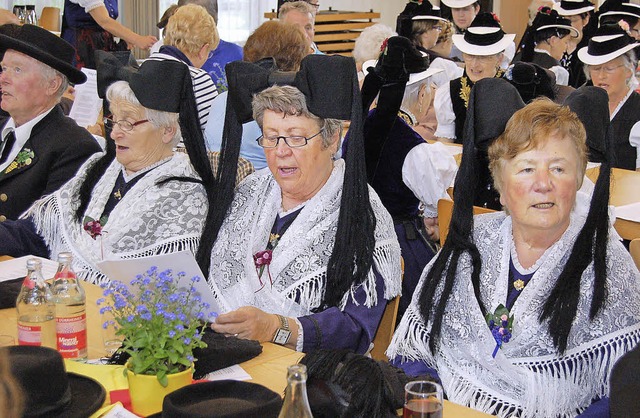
[396,0,447,40]
[452,12,516,56]
[0,24,86,84]
[1,345,105,418]
[554,0,595,16]
[150,381,282,418]
[578,22,639,65]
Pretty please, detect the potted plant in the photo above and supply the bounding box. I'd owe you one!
[98,266,213,416]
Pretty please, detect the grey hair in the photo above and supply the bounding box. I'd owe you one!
[583,49,638,86]
[106,81,182,146]
[352,23,396,65]
[33,60,69,100]
[252,85,341,148]
[278,1,315,20]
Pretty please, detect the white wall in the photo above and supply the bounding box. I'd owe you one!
[318,0,404,28]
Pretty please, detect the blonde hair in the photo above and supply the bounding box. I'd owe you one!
[489,99,587,194]
[164,4,220,56]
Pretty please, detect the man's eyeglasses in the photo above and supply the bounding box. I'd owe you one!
[104,117,150,132]
[256,129,324,148]
[588,64,625,75]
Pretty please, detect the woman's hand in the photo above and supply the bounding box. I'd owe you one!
[210,306,281,342]
[423,216,440,242]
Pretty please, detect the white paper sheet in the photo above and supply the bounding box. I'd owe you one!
[69,67,103,128]
[614,202,640,223]
[0,255,59,282]
[204,364,252,382]
[96,251,222,319]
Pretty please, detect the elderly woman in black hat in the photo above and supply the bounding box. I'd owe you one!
[360,36,457,321]
[579,22,640,170]
[0,55,216,284]
[514,6,579,86]
[434,12,515,143]
[207,55,402,354]
[389,87,640,416]
[396,1,462,89]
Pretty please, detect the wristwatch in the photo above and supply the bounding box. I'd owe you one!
[272,314,291,345]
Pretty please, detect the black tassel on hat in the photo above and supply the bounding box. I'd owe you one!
[217,54,375,310]
[418,78,525,353]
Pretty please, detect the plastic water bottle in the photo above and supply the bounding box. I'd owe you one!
[16,258,56,348]
[52,252,87,360]
[278,364,314,418]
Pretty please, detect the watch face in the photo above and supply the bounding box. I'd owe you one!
[274,328,292,345]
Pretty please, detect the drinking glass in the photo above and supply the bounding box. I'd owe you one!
[101,311,123,356]
[403,380,443,418]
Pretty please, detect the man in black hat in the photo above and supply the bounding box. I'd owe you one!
[0,25,101,222]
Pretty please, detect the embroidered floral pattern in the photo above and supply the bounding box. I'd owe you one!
[459,75,471,109]
[5,148,34,173]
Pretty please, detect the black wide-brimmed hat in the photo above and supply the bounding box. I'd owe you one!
[599,0,640,22]
[532,7,579,37]
[554,0,595,16]
[0,24,86,84]
[154,381,282,417]
[1,345,105,418]
[396,1,447,40]
[505,61,559,104]
[564,86,610,163]
[441,0,478,8]
[452,12,516,56]
[578,22,639,65]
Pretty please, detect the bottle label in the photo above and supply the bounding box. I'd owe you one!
[18,324,42,346]
[56,313,87,358]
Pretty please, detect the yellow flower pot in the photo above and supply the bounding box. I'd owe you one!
[126,366,193,416]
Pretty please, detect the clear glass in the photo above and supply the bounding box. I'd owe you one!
[278,364,313,418]
[403,380,443,418]
[52,252,88,360]
[16,258,56,349]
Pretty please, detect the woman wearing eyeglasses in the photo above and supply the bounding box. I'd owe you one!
[579,22,640,170]
[207,74,401,354]
[0,58,215,284]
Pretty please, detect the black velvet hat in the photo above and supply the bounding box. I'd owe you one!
[155,381,282,418]
[396,0,447,39]
[563,86,610,163]
[505,61,558,104]
[554,0,595,16]
[599,0,640,22]
[0,24,86,84]
[578,22,639,65]
[531,6,579,37]
[2,345,105,418]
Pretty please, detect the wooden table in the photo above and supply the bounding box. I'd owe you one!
[0,276,492,417]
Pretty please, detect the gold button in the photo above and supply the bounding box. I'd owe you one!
[0,193,6,202]
[0,215,6,222]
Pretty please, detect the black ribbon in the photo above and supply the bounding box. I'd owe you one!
[464,28,506,47]
[225,54,356,124]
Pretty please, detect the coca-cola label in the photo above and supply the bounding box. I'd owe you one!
[18,324,42,346]
[56,314,87,358]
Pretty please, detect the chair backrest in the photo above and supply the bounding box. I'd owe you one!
[370,257,403,361]
[630,239,640,271]
[175,148,255,186]
[39,7,61,32]
[437,198,495,247]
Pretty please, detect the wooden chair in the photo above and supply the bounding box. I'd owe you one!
[39,7,61,32]
[370,258,403,361]
[175,149,255,186]
[630,239,640,271]
[437,199,495,247]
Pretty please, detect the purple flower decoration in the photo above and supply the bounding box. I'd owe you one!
[485,304,514,358]
[253,249,274,292]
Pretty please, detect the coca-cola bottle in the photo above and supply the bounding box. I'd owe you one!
[278,364,314,418]
[16,258,56,348]
[52,252,87,360]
